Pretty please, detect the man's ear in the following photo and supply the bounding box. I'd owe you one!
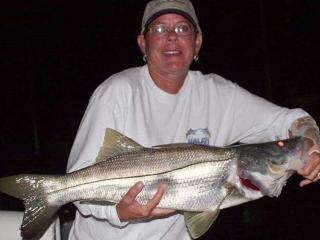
[137,34,146,55]
[195,32,203,56]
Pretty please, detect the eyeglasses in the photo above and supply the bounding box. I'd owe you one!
[148,24,195,37]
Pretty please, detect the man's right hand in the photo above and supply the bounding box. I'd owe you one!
[116,182,176,222]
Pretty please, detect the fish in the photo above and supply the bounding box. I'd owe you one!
[0,128,312,240]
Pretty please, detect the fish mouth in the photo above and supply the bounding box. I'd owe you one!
[239,171,292,197]
[239,177,260,191]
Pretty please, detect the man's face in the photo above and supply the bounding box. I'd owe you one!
[138,13,202,77]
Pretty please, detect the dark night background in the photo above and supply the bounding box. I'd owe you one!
[1,0,319,239]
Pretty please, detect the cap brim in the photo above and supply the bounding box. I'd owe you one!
[143,9,198,34]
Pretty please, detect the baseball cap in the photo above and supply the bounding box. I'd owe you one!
[141,0,201,34]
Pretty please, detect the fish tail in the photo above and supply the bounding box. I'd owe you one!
[0,174,60,239]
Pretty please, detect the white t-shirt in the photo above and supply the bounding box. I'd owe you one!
[67,65,308,240]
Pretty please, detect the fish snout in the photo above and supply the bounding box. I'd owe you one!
[301,137,315,162]
[287,137,315,171]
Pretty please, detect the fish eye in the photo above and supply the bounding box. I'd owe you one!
[276,141,285,148]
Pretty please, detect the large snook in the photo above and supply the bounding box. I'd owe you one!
[0,128,312,239]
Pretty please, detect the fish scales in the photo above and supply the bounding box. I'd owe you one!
[0,128,312,240]
[55,145,236,192]
[49,159,235,212]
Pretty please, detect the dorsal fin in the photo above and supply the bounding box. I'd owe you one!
[95,128,145,162]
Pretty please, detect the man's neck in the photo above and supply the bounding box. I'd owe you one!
[148,67,188,94]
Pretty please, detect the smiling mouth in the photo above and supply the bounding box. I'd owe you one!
[163,50,181,56]
[239,177,260,191]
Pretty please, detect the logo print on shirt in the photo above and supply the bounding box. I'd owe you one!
[186,128,211,146]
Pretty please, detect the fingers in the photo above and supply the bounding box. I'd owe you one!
[299,179,313,187]
[299,152,320,187]
[124,181,144,203]
[116,182,173,222]
[146,183,166,211]
[145,183,176,218]
[116,182,144,221]
[150,208,176,217]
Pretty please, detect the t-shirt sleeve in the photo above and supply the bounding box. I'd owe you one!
[224,81,309,143]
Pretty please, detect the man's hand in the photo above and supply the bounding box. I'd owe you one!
[288,116,320,187]
[116,182,176,222]
[298,152,320,187]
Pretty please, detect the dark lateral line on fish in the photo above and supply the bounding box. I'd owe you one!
[45,160,235,196]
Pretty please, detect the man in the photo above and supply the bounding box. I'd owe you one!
[67,0,320,239]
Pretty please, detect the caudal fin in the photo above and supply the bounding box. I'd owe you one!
[0,174,60,239]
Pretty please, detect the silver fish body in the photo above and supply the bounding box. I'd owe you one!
[0,128,312,239]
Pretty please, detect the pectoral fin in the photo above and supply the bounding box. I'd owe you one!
[184,210,220,239]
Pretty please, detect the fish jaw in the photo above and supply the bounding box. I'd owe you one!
[238,169,295,197]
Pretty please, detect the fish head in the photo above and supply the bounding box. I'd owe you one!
[235,137,312,198]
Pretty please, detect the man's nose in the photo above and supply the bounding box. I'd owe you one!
[166,29,178,41]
